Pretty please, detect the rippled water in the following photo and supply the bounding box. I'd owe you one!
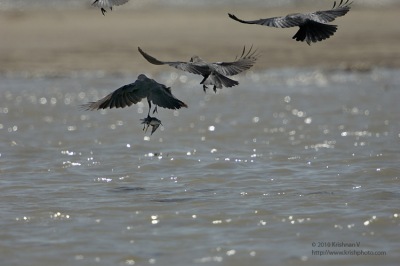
[1,68,399,265]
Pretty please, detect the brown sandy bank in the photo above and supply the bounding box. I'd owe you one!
[1,5,400,75]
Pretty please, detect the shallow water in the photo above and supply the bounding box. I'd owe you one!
[1,68,399,265]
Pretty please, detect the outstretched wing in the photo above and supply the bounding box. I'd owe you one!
[148,84,188,111]
[307,0,352,23]
[150,121,161,135]
[228,0,351,28]
[92,0,129,8]
[228,13,301,28]
[211,46,259,76]
[138,47,208,76]
[82,80,148,110]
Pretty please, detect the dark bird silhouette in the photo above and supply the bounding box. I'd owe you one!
[140,115,162,135]
[228,0,352,45]
[138,46,259,93]
[82,74,187,118]
[92,0,129,15]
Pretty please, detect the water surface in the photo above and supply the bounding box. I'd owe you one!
[1,68,399,265]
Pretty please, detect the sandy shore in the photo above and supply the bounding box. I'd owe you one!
[1,5,400,75]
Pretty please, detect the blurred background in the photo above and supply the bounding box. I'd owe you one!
[1,0,400,75]
[0,0,399,9]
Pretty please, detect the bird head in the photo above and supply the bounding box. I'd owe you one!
[137,74,148,81]
[190,56,203,63]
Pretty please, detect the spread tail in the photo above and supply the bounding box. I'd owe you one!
[293,21,337,45]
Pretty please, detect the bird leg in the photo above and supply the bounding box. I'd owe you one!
[143,123,150,132]
[101,8,106,15]
[147,100,152,116]
[213,85,217,93]
[144,124,150,133]
[141,114,151,132]
[202,84,208,93]
[147,100,158,115]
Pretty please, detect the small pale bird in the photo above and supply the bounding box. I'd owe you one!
[228,0,352,45]
[92,0,130,15]
[140,115,162,135]
[82,74,187,132]
[138,46,259,93]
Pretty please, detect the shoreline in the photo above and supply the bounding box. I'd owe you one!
[1,6,400,75]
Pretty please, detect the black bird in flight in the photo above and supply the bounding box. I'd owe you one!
[82,74,187,121]
[138,46,259,93]
[228,0,352,45]
[92,0,129,15]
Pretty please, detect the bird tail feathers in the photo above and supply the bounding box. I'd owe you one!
[201,72,239,91]
[293,21,337,45]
